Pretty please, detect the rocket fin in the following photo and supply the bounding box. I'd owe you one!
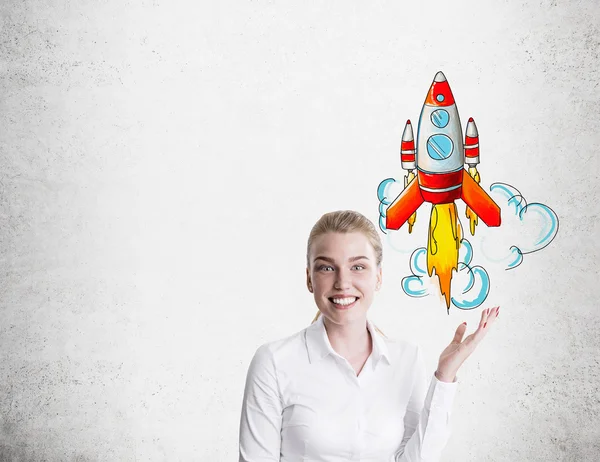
[386,178,425,230]
[460,170,501,227]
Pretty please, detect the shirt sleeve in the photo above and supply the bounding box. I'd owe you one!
[239,344,283,462]
[395,345,458,462]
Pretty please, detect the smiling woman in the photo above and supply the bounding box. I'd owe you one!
[238,210,499,462]
[306,211,383,332]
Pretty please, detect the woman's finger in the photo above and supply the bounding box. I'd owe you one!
[484,306,500,330]
[452,322,468,344]
[473,308,488,336]
[465,307,497,347]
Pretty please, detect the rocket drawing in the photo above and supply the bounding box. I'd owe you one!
[386,71,501,231]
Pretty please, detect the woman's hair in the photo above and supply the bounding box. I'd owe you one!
[306,210,385,336]
[306,210,383,268]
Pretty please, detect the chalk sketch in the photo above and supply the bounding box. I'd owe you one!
[377,71,558,313]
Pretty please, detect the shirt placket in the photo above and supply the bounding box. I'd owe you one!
[355,358,374,461]
[352,362,370,461]
[354,383,366,461]
[333,355,360,461]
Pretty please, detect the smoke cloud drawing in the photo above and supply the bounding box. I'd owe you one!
[377,177,402,234]
[481,183,559,270]
[402,239,490,310]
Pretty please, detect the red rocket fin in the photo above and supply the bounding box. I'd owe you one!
[385,179,424,230]
[460,171,501,227]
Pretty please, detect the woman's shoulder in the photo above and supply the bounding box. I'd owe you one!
[250,325,310,367]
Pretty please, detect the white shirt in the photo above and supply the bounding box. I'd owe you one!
[239,315,458,462]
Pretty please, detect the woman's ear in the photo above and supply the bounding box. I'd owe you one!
[376,267,382,291]
[306,268,313,293]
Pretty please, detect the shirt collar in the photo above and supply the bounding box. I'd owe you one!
[305,315,392,366]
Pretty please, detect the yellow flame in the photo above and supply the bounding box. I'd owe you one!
[405,171,417,233]
[465,166,480,236]
[427,203,462,310]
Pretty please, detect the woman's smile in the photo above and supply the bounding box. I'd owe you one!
[328,295,359,309]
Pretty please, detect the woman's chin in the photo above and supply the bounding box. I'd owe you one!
[320,304,368,324]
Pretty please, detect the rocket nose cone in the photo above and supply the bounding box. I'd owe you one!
[402,120,414,141]
[466,118,479,137]
[424,71,454,106]
[434,71,447,82]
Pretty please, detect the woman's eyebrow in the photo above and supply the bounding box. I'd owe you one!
[349,256,369,262]
[313,256,370,264]
[313,256,335,263]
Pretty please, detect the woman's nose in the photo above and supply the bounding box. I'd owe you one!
[334,269,351,289]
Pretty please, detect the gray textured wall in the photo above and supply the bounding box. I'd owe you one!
[1,1,598,461]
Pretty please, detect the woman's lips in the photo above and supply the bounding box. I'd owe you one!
[328,296,358,310]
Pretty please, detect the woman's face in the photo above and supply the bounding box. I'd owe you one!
[307,232,382,326]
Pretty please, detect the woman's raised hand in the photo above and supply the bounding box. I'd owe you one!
[435,306,500,383]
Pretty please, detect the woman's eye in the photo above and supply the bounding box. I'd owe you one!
[352,265,365,270]
[318,265,334,272]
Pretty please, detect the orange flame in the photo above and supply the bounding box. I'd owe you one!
[427,203,462,310]
[465,166,480,236]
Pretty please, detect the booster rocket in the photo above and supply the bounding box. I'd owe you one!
[386,71,501,230]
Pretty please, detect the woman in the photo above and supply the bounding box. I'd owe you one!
[239,210,499,461]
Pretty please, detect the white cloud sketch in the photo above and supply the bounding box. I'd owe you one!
[479,183,559,270]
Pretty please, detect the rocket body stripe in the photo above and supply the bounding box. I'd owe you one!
[464,129,480,162]
[400,120,416,169]
[464,118,480,163]
[420,184,461,193]
[421,188,462,204]
[418,169,463,189]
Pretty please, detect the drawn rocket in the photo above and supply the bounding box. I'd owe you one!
[386,71,501,230]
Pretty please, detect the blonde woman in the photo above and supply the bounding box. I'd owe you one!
[239,210,499,462]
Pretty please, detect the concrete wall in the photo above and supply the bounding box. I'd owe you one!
[0,0,598,460]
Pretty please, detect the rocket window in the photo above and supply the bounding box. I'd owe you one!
[430,109,449,128]
[427,134,454,160]
[436,94,445,102]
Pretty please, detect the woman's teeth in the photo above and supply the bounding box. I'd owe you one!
[331,297,357,306]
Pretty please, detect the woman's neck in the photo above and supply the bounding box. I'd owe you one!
[323,316,372,362]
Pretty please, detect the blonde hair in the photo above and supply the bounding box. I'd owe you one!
[306,210,383,269]
[306,210,385,336]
